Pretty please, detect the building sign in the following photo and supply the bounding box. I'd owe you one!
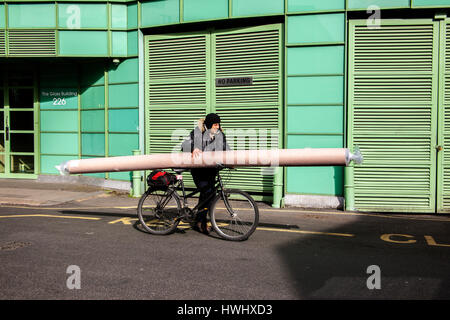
[40,89,78,106]
[215,77,253,87]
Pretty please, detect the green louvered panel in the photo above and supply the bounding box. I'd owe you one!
[7,30,56,56]
[441,136,450,210]
[438,23,450,212]
[0,30,5,55]
[353,106,433,132]
[216,79,279,105]
[353,137,432,164]
[213,25,282,194]
[215,30,280,77]
[145,34,209,188]
[353,25,434,72]
[349,21,438,213]
[148,36,207,79]
[148,107,206,154]
[149,82,207,105]
[354,167,432,208]
[353,76,433,103]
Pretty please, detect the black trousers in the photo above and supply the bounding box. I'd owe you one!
[190,168,217,222]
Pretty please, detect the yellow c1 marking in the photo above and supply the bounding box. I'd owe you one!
[424,235,450,247]
[380,234,416,244]
[0,214,100,220]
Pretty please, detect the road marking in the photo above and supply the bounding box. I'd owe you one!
[0,214,100,221]
[108,216,354,237]
[1,204,449,223]
[109,217,137,225]
[256,227,354,237]
[380,234,417,244]
[424,235,450,247]
[0,205,137,211]
[2,213,448,245]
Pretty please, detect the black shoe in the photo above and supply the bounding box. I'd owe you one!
[192,220,211,235]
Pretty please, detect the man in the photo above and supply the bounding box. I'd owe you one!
[182,113,231,234]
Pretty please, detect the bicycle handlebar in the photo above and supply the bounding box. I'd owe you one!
[215,163,235,170]
[171,164,235,172]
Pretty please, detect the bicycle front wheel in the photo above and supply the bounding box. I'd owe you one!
[137,188,181,235]
[210,189,259,241]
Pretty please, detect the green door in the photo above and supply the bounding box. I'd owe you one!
[145,23,283,200]
[0,67,37,178]
[212,25,283,197]
[145,32,210,188]
[0,74,3,174]
[347,20,439,213]
[438,19,450,213]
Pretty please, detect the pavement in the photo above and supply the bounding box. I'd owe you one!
[0,178,116,207]
[0,177,289,211]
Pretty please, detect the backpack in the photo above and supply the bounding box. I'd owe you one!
[147,170,176,188]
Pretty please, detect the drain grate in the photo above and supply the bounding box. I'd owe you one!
[0,241,32,251]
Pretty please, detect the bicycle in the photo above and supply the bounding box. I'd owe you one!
[137,166,259,241]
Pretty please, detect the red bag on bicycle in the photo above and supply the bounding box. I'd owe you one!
[147,170,176,188]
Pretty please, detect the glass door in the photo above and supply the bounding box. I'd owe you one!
[0,68,37,177]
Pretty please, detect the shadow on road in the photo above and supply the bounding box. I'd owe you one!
[276,214,450,299]
[58,207,450,299]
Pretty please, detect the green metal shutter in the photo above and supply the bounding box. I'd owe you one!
[438,21,450,212]
[145,24,283,198]
[7,30,56,56]
[212,24,282,197]
[0,30,5,55]
[145,33,210,187]
[348,20,438,213]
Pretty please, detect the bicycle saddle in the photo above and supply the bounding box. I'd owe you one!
[172,168,187,174]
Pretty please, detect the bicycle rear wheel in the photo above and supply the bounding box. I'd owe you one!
[210,189,259,241]
[137,188,181,235]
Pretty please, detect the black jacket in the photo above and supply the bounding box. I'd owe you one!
[181,120,231,153]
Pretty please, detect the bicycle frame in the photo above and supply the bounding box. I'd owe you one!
[139,167,259,241]
[166,169,229,217]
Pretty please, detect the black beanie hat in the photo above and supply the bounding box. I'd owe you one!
[204,113,221,129]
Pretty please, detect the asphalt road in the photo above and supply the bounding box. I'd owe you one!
[1,202,449,300]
